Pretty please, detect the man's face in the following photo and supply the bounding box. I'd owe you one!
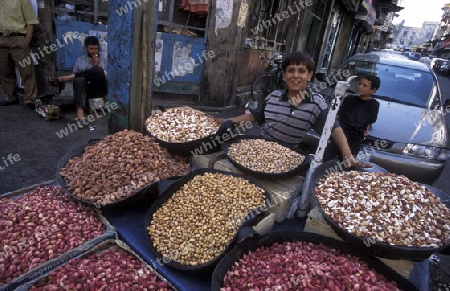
[356,78,377,97]
[86,44,99,56]
[282,63,313,94]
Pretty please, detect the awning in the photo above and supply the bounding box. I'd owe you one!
[355,0,377,32]
[179,0,209,18]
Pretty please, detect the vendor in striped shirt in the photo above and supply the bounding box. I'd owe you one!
[215,51,370,169]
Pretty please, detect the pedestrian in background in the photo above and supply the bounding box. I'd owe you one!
[0,0,39,109]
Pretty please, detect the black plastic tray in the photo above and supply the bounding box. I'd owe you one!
[211,231,419,291]
[307,160,450,261]
[145,168,272,272]
[221,135,311,179]
[56,139,191,210]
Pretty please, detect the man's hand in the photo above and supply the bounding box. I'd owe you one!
[343,156,372,169]
[89,54,100,66]
[25,35,32,46]
[212,117,228,124]
[25,24,34,46]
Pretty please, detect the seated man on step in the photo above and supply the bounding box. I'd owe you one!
[48,36,107,129]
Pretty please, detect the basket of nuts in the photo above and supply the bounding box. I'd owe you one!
[57,130,192,209]
[221,136,310,179]
[211,231,419,291]
[145,107,233,156]
[146,168,272,272]
[309,161,450,260]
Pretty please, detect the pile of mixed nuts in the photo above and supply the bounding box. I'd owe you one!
[315,171,450,247]
[145,108,220,142]
[60,130,190,205]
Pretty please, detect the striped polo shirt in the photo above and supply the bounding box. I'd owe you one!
[253,90,329,146]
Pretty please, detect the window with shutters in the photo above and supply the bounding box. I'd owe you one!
[244,0,288,52]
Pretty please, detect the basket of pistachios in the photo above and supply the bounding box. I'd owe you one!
[145,107,234,156]
[145,168,272,272]
[221,135,310,179]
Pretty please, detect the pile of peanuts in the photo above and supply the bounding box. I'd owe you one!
[59,130,190,205]
[315,171,450,247]
[147,172,266,266]
[227,139,305,173]
[0,186,106,284]
[145,108,220,142]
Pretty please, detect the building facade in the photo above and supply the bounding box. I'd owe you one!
[392,22,439,50]
[32,0,403,111]
[433,3,450,58]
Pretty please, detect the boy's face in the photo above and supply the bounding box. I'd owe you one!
[282,63,313,94]
[356,78,377,97]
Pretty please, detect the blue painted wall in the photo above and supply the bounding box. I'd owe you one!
[155,33,206,84]
[107,0,134,133]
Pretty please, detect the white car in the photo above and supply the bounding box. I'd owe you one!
[431,58,446,70]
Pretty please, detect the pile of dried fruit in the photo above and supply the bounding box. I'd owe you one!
[227,139,305,173]
[147,172,266,266]
[145,108,220,142]
[221,240,401,290]
[60,130,190,205]
[30,248,173,290]
[0,186,106,284]
[315,171,450,247]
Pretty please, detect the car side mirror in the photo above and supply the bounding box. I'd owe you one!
[445,99,450,110]
[315,72,326,82]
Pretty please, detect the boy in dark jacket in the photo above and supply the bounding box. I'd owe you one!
[324,74,380,161]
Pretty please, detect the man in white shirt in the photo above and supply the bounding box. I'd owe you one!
[48,36,107,129]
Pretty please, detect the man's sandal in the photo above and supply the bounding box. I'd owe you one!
[47,77,65,92]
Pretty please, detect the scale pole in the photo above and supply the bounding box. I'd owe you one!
[292,75,358,218]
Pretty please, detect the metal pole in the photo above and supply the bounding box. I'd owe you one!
[286,75,357,219]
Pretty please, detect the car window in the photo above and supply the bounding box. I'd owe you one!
[341,61,434,108]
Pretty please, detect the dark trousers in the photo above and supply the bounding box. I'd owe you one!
[73,66,107,108]
[0,35,37,103]
[322,135,362,163]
